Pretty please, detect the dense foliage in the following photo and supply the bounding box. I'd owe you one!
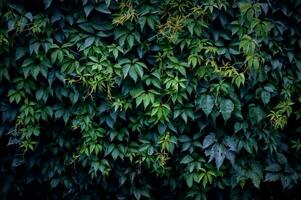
[1,0,301,199]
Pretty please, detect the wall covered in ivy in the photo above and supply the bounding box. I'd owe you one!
[1,0,301,199]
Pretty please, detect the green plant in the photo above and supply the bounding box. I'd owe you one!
[1,0,301,199]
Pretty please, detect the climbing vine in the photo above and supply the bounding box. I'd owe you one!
[1,0,301,199]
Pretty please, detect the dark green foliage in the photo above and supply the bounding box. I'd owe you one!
[1,0,301,199]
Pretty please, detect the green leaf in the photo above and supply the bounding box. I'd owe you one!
[202,133,216,149]
[7,19,15,32]
[84,37,95,48]
[84,4,94,17]
[129,67,138,82]
[70,91,79,104]
[198,95,214,116]
[261,90,271,105]
[36,89,44,101]
[220,99,234,121]
[180,155,194,164]
[50,178,60,188]
[16,47,26,60]
[31,67,40,79]
[95,3,111,14]
[127,34,134,49]
[265,164,282,172]
[186,175,193,187]
[248,104,266,124]
[251,174,261,188]
[122,64,131,78]
[135,64,144,78]
[105,0,111,6]
[214,145,225,169]
[43,0,53,8]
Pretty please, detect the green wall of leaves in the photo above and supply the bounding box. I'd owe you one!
[1,0,301,199]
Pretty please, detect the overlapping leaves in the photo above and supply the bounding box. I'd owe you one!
[1,0,301,199]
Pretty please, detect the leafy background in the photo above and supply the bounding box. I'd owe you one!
[1,0,301,199]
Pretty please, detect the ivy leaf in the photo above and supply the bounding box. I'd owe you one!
[15,47,26,60]
[251,173,262,188]
[135,63,144,79]
[25,13,33,22]
[198,95,214,116]
[36,89,44,101]
[43,0,53,8]
[105,0,111,6]
[220,99,234,121]
[261,90,271,105]
[223,136,237,152]
[84,37,95,48]
[122,64,131,78]
[127,34,134,49]
[261,3,269,15]
[84,4,94,17]
[214,144,226,169]
[265,173,280,182]
[202,133,216,149]
[70,91,79,105]
[180,155,194,164]
[248,104,266,124]
[265,164,282,172]
[204,143,226,169]
[95,3,111,14]
[185,175,193,187]
[129,67,138,82]
[7,19,16,32]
